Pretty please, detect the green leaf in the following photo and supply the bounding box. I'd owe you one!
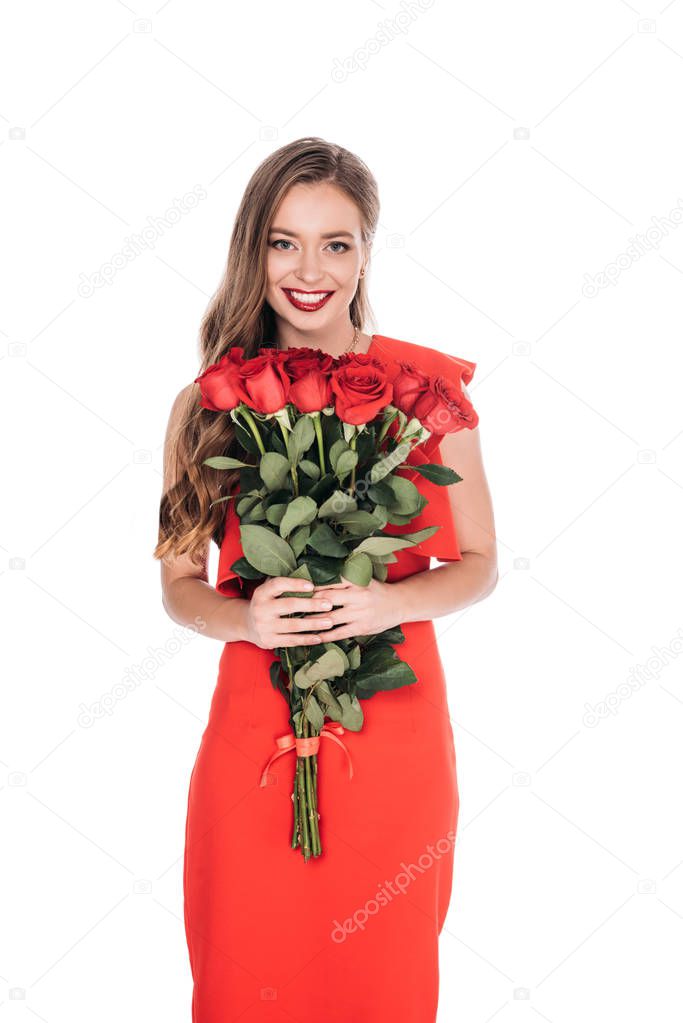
[301,555,343,584]
[354,535,419,556]
[279,496,318,539]
[329,438,349,472]
[335,449,358,480]
[259,452,291,491]
[384,474,422,515]
[288,562,313,581]
[372,560,388,581]
[411,463,462,485]
[294,646,348,687]
[333,510,384,535]
[341,551,373,586]
[265,503,287,526]
[241,499,266,523]
[307,523,349,558]
[398,525,440,546]
[304,695,324,730]
[369,441,411,483]
[318,490,357,518]
[229,556,264,580]
[203,455,252,470]
[239,524,296,576]
[367,480,395,504]
[354,647,418,697]
[314,680,343,719]
[289,415,315,463]
[299,459,321,480]
[289,524,311,558]
[337,692,364,731]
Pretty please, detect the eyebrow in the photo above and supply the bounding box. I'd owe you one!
[268,227,355,240]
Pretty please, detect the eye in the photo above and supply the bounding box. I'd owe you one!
[327,241,349,253]
[271,239,294,250]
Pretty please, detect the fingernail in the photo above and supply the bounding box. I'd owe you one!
[321,601,332,610]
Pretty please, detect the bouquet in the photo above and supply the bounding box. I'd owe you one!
[195,345,478,861]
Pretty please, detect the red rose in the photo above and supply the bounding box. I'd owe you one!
[284,347,334,412]
[413,375,478,434]
[194,347,247,411]
[330,354,393,425]
[239,349,290,413]
[392,360,430,417]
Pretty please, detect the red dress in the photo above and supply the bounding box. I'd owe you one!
[183,334,477,1022]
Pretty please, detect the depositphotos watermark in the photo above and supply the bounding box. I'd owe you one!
[76,185,207,297]
[77,616,206,727]
[581,197,683,297]
[330,829,456,942]
[582,627,683,727]
[331,0,435,81]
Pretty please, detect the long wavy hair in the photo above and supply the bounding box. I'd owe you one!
[154,137,380,566]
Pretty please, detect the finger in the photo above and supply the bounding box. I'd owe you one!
[273,596,334,616]
[313,581,354,593]
[276,615,334,633]
[311,623,361,642]
[275,631,325,646]
[266,576,316,596]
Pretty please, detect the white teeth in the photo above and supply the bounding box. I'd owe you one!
[288,290,330,304]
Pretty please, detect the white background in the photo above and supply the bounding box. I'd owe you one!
[2,1,683,1020]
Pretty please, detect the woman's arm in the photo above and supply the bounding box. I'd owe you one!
[159,386,335,646]
[390,420,498,621]
[310,414,497,639]
[159,385,250,642]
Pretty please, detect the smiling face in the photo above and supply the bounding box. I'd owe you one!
[265,180,367,344]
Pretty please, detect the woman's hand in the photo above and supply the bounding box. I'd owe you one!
[243,576,335,649]
[306,578,406,643]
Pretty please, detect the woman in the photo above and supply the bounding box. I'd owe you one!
[155,137,497,1023]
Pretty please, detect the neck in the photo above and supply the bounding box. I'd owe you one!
[273,313,371,357]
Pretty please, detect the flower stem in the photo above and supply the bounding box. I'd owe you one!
[238,406,266,456]
[313,412,326,475]
[350,430,357,494]
[278,418,299,497]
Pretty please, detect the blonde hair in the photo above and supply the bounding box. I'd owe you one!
[154,137,380,565]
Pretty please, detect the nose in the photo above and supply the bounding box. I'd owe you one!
[294,247,326,285]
